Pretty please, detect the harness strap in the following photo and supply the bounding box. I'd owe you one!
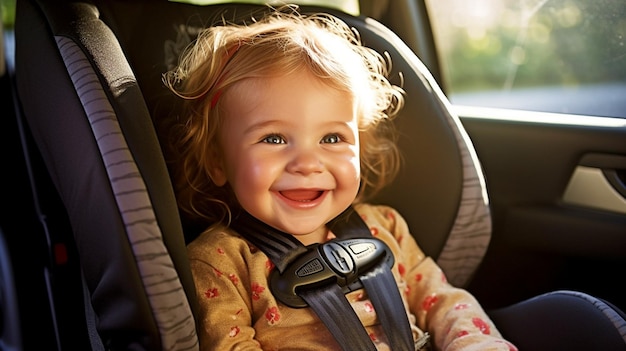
[361,262,414,351]
[231,206,416,350]
[299,283,378,351]
[324,207,415,350]
[230,210,308,273]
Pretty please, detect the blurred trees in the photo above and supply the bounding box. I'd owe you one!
[427,0,626,93]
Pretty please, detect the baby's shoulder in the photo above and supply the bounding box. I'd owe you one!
[187,225,255,261]
[354,203,406,229]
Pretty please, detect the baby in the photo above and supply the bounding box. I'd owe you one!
[163,5,517,351]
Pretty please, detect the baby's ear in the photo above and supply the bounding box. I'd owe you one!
[208,156,227,187]
[210,168,227,187]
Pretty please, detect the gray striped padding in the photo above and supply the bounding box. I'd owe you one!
[412,53,492,288]
[434,94,492,288]
[56,35,198,351]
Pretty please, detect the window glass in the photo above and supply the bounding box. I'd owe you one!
[1,0,16,75]
[425,0,626,118]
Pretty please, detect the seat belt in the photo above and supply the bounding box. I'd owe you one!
[230,206,420,351]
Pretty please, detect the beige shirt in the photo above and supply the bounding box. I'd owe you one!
[188,203,517,351]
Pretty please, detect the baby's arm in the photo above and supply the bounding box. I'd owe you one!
[405,258,516,351]
[373,205,517,351]
[189,256,263,351]
[187,230,264,351]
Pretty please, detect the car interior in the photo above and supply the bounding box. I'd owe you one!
[1,0,625,350]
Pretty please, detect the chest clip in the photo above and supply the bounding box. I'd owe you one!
[269,237,394,308]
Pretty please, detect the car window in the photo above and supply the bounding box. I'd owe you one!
[1,0,15,74]
[425,0,626,119]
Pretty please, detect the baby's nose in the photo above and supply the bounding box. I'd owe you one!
[286,149,324,175]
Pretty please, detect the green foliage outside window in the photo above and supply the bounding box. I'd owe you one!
[427,0,626,94]
[1,0,15,28]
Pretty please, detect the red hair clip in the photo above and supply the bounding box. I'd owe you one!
[210,41,244,109]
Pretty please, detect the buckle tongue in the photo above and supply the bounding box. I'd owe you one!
[270,237,394,308]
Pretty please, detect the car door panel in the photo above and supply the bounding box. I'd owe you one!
[457,106,626,310]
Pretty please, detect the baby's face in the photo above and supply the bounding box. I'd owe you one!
[213,70,360,245]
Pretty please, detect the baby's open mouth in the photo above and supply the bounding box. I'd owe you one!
[279,190,324,202]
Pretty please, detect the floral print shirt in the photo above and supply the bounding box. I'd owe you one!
[187,203,517,351]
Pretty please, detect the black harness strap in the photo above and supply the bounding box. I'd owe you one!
[299,284,377,351]
[328,207,415,350]
[231,206,415,350]
[361,263,414,351]
[230,210,308,273]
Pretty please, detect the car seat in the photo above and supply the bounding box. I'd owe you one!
[7,0,626,350]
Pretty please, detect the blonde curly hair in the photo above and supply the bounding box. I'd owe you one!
[162,5,404,226]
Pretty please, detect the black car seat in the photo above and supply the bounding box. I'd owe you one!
[8,0,626,350]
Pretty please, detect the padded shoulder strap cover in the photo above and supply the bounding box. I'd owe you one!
[349,16,491,287]
[15,1,198,350]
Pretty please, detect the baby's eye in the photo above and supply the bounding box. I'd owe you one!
[261,134,286,144]
[321,133,343,144]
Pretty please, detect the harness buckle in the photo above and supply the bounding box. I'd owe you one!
[270,237,395,308]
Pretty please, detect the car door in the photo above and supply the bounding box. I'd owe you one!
[401,0,626,310]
